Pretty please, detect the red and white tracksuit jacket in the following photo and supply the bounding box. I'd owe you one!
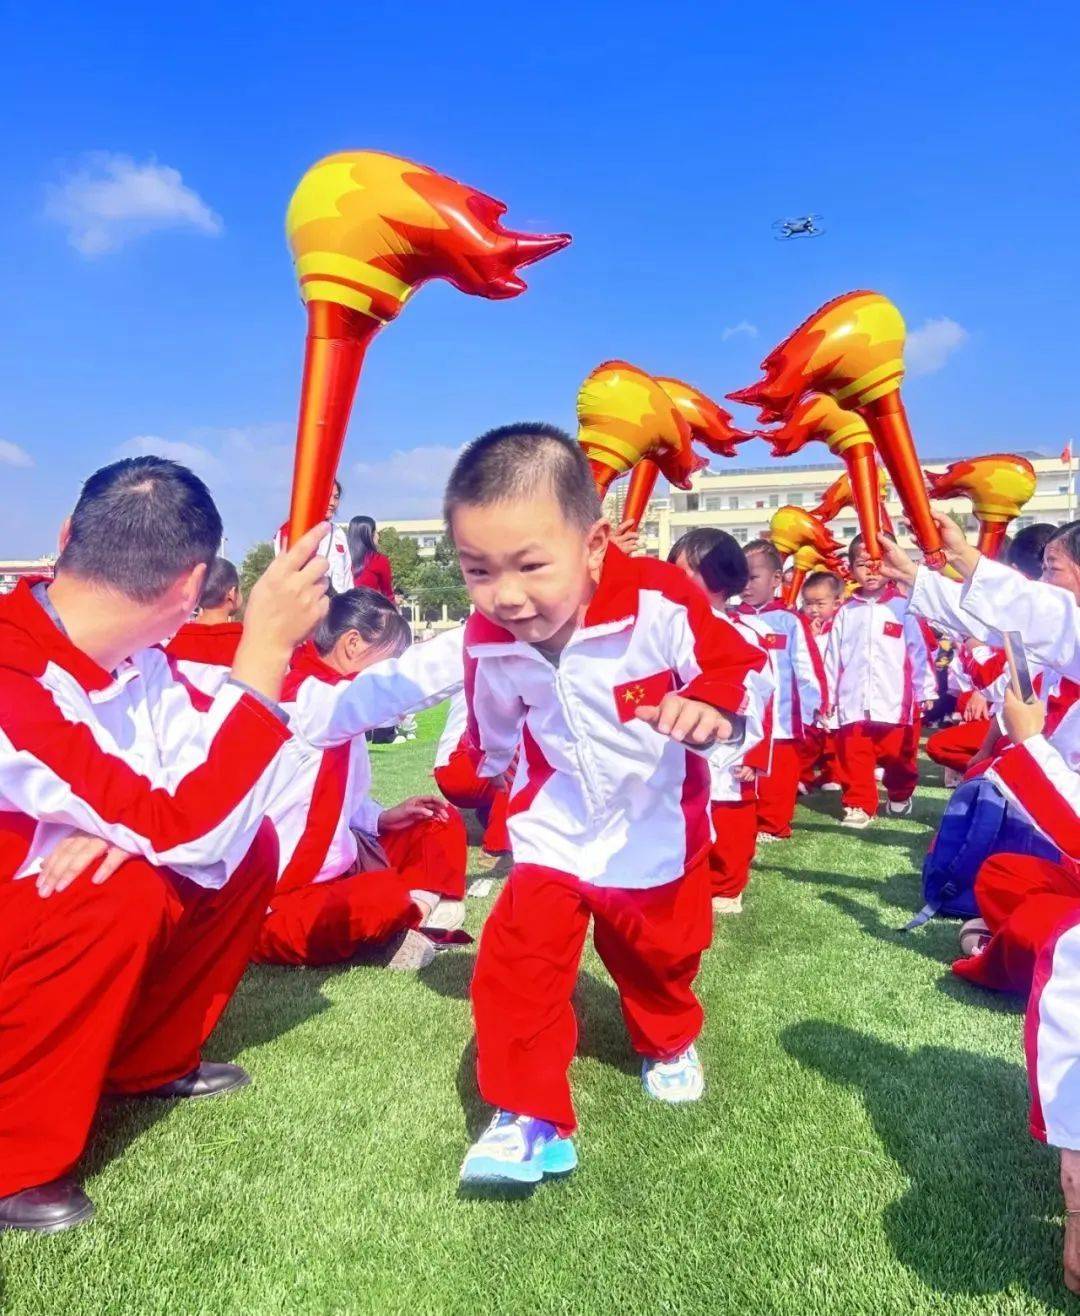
[466,548,767,1132]
[275,521,353,595]
[432,690,512,854]
[730,601,824,836]
[466,548,767,890]
[707,612,775,897]
[164,621,244,694]
[824,588,937,730]
[0,579,292,1196]
[0,580,291,888]
[1027,909,1080,1148]
[248,641,467,966]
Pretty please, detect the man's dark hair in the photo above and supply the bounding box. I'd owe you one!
[668,528,748,598]
[313,587,412,659]
[444,423,602,532]
[1009,522,1056,580]
[745,539,783,574]
[198,557,239,610]
[56,457,222,604]
[802,570,843,598]
[849,531,895,566]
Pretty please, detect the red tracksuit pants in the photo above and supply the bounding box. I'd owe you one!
[953,853,1080,994]
[756,739,801,837]
[709,799,757,898]
[837,720,920,816]
[254,812,467,967]
[472,858,712,1134]
[797,728,842,789]
[0,824,277,1198]
[925,719,990,773]
[434,750,511,854]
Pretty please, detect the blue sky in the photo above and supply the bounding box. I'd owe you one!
[2,2,1078,559]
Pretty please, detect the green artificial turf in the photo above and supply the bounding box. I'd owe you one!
[1,707,1071,1314]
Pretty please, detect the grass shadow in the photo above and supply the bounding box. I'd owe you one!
[935,972,1026,1017]
[81,964,335,1182]
[782,1020,1067,1310]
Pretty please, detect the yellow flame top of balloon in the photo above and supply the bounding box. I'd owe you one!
[927,455,1038,523]
[577,361,686,478]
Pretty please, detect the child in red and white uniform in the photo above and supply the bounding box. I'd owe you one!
[274,478,353,595]
[0,457,328,1234]
[925,642,1002,781]
[433,691,512,858]
[824,535,937,828]
[256,592,467,970]
[798,570,844,793]
[733,540,825,841]
[446,424,765,1189]
[165,556,245,688]
[669,529,775,916]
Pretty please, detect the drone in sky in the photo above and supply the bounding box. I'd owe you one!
[772,214,826,240]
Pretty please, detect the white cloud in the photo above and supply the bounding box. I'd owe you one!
[351,445,463,520]
[117,434,223,477]
[906,317,969,377]
[46,153,223,256]
[0,439,33,468]
[722,320,759,342]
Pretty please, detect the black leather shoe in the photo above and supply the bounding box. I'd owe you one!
[0,1178,95,1233]
[134,1062,251,1100]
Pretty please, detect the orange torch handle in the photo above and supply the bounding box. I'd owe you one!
[976,520,1010,560]
[624,460,660,530]
[860,393,945,569]
[844,446,885,565]
[784,566,807,609]
[285,301,379,546]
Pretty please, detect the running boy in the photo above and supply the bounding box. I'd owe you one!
[733,540,825,840]
[824,534,937,828]
[447,424,765,1187]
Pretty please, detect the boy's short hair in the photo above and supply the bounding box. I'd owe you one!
[444,423,602,532]
[668,528,748,598]
[313,587,412,659]
[198,557,239,610]
[849,532,894,566]
[802,570,843,598]
[1008,522,1056,580]
[56,456,222,605]
[745,539,783,574]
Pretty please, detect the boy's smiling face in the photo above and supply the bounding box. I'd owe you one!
[743,551,781,608]
[452,489,609,652]
[802,581,841,622]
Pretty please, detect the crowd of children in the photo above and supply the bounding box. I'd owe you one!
[5,433,1080,1291]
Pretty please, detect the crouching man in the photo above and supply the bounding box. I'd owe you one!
[0,457,328,1233]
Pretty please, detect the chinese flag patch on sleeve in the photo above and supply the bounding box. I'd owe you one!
[883,621,904,639]
[761,632,788,651]
[613,670,677,723]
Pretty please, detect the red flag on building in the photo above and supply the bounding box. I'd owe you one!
[1063,442,1073,464]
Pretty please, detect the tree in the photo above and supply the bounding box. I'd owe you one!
[377,526,422,595]
[239,541,274,599]
[412,559,470,620]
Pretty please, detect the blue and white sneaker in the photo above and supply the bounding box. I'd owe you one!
[641,1044,705,1104]
[459,1111,578,1186]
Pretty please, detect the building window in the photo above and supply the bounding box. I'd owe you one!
[788,492,802,505]
[768,494,779,508]
[843,525,857,539]
[728,495,739,510]
[685,494,699,512]
[703,494,725,511]
[734,527,748,544]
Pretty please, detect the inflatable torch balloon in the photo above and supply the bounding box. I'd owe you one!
[622,378,752,529]
[811,465,893,534]
[730,291,945,568]
[284,151,570,542]
[576,361,703,502]
[786,543,846,608]
[762,392,886,563]
[925,454,1037,560]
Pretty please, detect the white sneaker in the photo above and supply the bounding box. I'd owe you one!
[712,894,743,915]
[943,767,963,789]
[419,898,466,932]
[959,917,991,957]
[821,781,842,792]
[874,767,885,781]
[886,798,914,818]
[641,1044,705,1104]
[797,782,809,797]
[841,807,872,829]
[756,831,782,845]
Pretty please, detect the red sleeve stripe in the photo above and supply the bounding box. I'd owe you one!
[0,672,290,852]
[275,745,351,894]
[165,655,215,713]
[994,743,1080,858]
[798,613,828,706]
